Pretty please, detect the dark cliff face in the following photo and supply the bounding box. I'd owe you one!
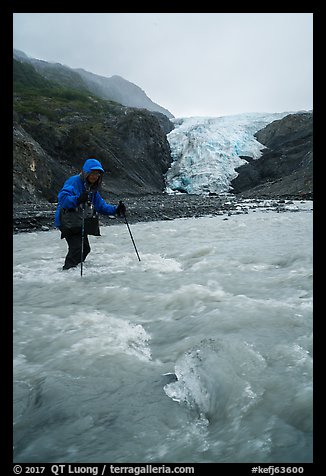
[230,112,313,199]
[13,124,73,203]
[13,61,174,203]
[13,109,173,202]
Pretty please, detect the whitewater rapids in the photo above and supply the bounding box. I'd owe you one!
[13,201,313,463]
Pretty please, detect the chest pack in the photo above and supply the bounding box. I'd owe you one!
[60,204,100,236]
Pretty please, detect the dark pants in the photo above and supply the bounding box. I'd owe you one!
[63,233,91,270]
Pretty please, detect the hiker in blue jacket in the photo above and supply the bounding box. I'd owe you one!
[54,158,126,270]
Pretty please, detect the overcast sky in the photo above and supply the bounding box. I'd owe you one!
[13,13,313,118]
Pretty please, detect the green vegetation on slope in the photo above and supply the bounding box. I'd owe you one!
[13,59,122,120]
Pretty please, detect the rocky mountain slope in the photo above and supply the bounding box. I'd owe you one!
[13,59,174,203]
[13,49,174,118]
[231,112,313,199]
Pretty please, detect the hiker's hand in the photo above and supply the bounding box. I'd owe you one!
[116,201,126,217]
[77,191,89,205]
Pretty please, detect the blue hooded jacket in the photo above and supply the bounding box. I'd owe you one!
[54,158,118,227]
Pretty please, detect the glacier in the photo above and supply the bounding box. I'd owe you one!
[165,111,295,195]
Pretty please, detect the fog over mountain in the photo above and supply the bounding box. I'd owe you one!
[13,49,174,119]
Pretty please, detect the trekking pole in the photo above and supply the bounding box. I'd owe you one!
[80,204,85,276]
[120,202,141,262]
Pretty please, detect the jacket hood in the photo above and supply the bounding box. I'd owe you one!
[81,158,104,192]
[82,158,105,174]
